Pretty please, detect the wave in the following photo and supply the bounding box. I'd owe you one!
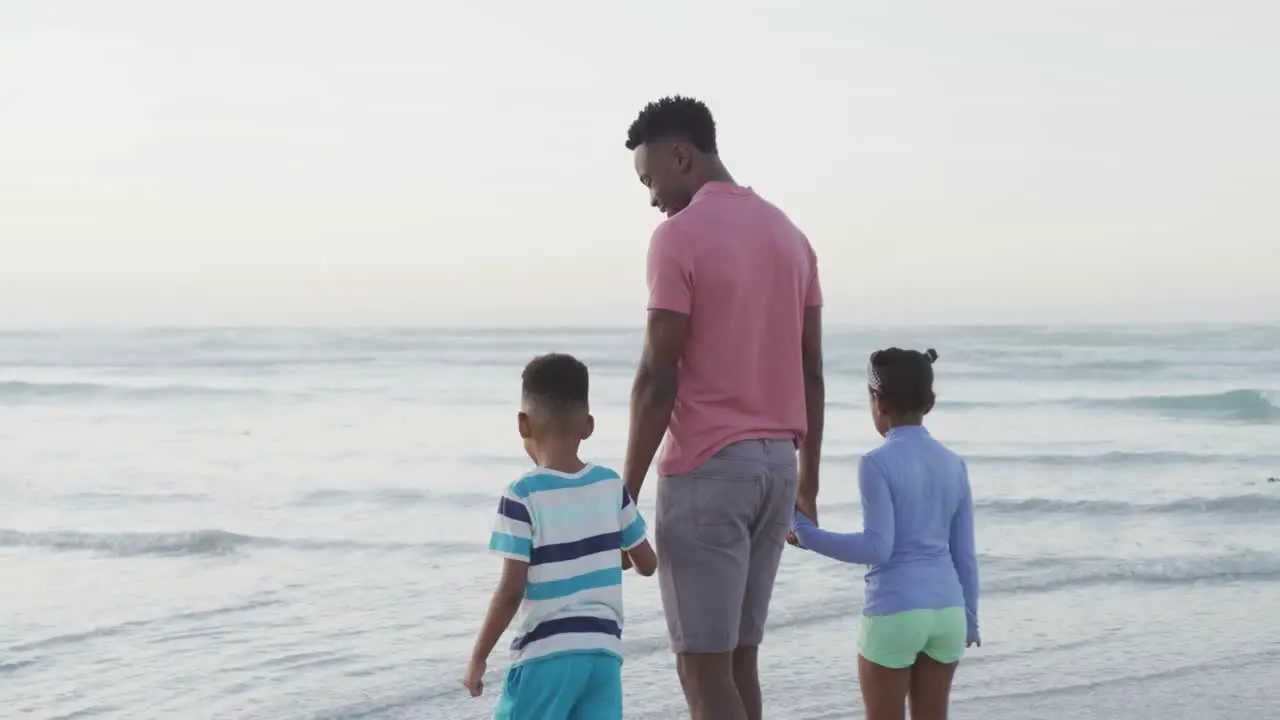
[0,380,272,403]
[980,494,1280,516]
[821,493,1280,517]
[1059,358,1172,373]
[969,450,1267,466]
[944,388,1280,422]
[0,528,475,558]
[923,357,1178,379]
[9,523,1280,591]
[1077,388,1278,423]
[983,550,1280,594]
[293,487,495,508]
[4,595,282,655]
[0,529,260,556]
[63,491,213,505]
[826,449,1274,468]
[289,480,1280,519]
[814,493,1280,519]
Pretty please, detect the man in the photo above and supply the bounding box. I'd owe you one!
[620,96,825,720]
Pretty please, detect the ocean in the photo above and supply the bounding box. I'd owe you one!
[2,325,1278,719]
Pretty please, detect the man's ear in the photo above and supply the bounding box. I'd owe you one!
[517,411,532,439]
[581,413,595,441]
[673,142,693,174]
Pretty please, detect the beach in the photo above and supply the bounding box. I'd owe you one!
[2,325,1277,719]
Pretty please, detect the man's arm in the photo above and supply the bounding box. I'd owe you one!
[623,309,690,501]
[796,304,825,524]
[625,222,693,501]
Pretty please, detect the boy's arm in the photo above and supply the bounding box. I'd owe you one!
[950,462,980,644]
[472,491,535,663]
[626,539,657,577]
[620,487,656,576]
[469,559,528,666]
[793,455,894,565]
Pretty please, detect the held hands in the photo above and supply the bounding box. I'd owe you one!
[789,489,818,547]
[788,506,817,549]
[966,631,982,649]
[462,657,486,697]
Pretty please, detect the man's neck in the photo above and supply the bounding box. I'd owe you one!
[692,157,735,192]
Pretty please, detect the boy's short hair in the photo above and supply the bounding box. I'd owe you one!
[522,353,590,419]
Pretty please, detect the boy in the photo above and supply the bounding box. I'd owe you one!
[463,353,657,720]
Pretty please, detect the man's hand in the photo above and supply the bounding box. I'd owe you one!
[796,490,818,527]
[462,657,486,697]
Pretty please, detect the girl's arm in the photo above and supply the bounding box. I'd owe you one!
[792,455,894,565]
[950,461,980,644]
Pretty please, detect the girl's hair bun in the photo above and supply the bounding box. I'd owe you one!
[923,348,938,363]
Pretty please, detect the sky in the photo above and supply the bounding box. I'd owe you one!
[1,0,1277,328]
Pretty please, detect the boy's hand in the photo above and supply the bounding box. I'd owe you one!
[462,658,486,697]
[621,551,633,570]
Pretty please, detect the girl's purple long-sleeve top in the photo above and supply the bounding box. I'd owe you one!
[793,425,980,641]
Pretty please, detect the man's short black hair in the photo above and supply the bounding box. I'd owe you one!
[869,348,938,414]
[522,353,589,415]
[625,95,718,154]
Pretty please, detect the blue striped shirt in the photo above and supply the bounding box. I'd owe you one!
[488,464,648,665]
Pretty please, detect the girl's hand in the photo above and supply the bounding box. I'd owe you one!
[788,509,816,548]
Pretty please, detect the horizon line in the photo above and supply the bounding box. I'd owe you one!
[0,320,1272,333]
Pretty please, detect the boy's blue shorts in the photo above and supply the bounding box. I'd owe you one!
[494,651,622,720]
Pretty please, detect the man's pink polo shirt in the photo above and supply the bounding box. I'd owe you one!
[646,182,823,477]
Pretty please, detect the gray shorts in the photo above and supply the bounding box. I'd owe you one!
[655,438,799,654]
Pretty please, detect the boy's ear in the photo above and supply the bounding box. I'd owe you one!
[581,413,595,441]
[517,411,533,439]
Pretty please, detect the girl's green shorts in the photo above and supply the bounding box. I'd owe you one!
[858,607,967,669]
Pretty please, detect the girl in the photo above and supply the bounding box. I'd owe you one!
[793,348,979,720]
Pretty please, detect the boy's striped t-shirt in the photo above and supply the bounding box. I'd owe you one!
[488,463,647,665]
